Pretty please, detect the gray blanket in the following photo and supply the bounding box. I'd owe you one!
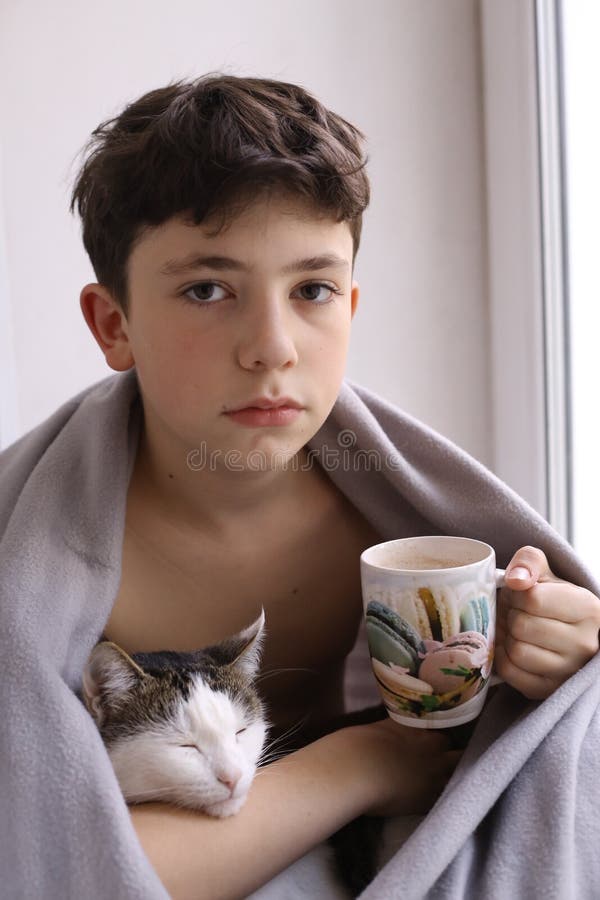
[1,369,598,899]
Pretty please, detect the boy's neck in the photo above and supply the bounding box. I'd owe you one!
[131,420,316,536]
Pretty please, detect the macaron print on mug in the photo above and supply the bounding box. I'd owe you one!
[360,536,505,729]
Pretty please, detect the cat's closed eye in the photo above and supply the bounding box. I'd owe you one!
[180,726,246,750]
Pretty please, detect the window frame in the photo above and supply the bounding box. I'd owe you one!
[481,0,571,538]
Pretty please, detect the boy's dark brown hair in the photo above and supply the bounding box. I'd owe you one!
[70,72,371,315]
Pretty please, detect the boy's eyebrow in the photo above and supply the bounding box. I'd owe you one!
[158,252,349,277]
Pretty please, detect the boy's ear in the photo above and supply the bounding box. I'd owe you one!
[79,283,135,372]
[350,281,360,319]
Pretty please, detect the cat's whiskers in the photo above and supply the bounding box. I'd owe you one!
[261,713,309,749]
[253,734,310,772]
[257,713,311,766]
[252,757,288,776]
[255,665,317,684]
[254,748,293,767]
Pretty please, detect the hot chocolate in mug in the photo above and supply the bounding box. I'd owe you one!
[360,535,505,729]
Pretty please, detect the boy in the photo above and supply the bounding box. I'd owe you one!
[4,74,600,899]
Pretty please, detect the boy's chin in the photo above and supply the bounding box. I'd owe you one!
[204,794,248,818]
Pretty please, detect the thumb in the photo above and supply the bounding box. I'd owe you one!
[505,545,555,590]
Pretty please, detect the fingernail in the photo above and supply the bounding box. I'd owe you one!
[508,566,530,581]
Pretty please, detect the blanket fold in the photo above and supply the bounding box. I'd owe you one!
[1,369,598,899]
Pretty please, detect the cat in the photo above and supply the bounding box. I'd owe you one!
[81,609,390,896]
[81,609,268,818]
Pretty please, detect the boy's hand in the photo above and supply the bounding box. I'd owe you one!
[495,546,600,699]
[349,719,462,818]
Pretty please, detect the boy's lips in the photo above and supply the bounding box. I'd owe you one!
[226,396,303,412]
[224,397,304,428]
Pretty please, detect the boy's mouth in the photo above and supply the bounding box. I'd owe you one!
[224,398,303,428]
[227,396,303,412]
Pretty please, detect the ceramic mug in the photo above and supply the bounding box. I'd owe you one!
[360,535,505,729]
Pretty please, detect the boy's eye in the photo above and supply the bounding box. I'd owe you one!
[183,281,228,304]
[180,280,341,306]
[295,282,341,304]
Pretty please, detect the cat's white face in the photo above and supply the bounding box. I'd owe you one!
[107,676,267,817]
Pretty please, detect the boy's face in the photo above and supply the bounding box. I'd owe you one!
[84,191,359,470]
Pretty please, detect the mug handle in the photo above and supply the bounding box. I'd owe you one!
[489,568,506,687]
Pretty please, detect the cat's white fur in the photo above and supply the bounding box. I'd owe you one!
[109,676,266,817]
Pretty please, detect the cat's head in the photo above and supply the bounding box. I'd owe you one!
[81,610,268,817]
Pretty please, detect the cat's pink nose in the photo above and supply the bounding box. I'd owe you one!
[217,768,242,794]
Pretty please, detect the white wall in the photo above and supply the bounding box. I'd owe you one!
[0,141,19,449]
[0,0,492,466]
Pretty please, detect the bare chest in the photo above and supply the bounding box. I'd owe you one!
[102,477,381,739]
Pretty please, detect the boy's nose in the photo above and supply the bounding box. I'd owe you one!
[236,305,299,371]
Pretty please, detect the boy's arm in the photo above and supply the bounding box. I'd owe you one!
[131,721,456,900]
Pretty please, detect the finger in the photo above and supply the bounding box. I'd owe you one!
[501,633,569,678]
[506,607,574,653]
[507,582,600,624]
[509,605,600,666]
[505,546,558,589]
[494,645,556,700]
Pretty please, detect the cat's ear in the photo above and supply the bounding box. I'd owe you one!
[81,641,147,727]
[203,609,266,677]
[229,608,266,677]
